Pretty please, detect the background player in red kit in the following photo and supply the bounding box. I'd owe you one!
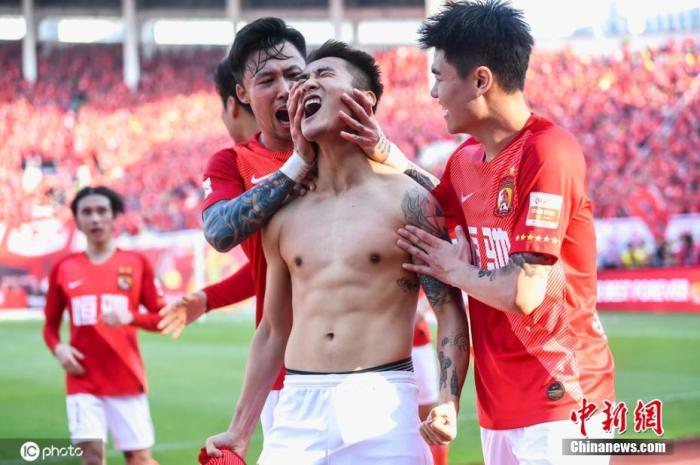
[43,186,165,465]
[358,1,616,464]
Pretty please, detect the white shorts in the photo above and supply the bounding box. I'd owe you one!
[66,393,155,451]
[412,344,439,406]
[260,390,280,437]
[259,371,433,465]
[480,413,613,465]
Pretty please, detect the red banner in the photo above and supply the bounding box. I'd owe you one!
[597,267,700,313]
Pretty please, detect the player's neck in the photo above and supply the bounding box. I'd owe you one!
[258,131,293,153]
[474,94,531,162]
[85,241,116,264]
[315,136,372,193]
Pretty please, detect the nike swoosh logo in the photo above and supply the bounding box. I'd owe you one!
[251,173,273,185]
[67,280,82,290]
[461,192,475,203]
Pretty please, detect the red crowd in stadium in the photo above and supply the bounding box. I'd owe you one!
[1,38,699,234]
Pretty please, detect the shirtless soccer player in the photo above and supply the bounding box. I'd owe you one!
[204,41,469,464]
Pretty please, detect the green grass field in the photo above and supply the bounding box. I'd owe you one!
[0,311,699,465]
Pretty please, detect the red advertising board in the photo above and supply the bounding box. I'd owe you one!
[597,267,700,313]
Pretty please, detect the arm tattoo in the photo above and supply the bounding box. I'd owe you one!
[438,347,452,390]
[439,334,467,396]
[401,188,457,307]
[203,172,296,252]
[401,188,444,237]
[396,277,420,293]
[405,163,439,191]
[476,252,555,281]
[376,134,391,161]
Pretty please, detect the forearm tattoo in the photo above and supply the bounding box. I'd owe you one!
[203,172,296,252]
[405,163,439,191]
[401,188,459,307]
[438,334,468,396]
[477,252,555,282]
[376,134,391,162]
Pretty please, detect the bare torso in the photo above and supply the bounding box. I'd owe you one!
[268,164,424,372]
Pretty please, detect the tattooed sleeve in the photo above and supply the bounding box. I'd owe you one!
[401,187,460,307]
[203,172,296,252]
[404,162,440,191]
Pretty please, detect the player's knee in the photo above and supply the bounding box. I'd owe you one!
[123,449,152,465]
[78,442,103,465]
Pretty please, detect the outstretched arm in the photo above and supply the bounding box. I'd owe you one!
[401,187,469,445]
[204,219,292,459]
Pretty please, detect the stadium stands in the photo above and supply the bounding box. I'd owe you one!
[1,39,698,251]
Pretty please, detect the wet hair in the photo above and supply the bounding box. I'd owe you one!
[418,0,534,92]
[228,17,306,111]
[214,58,252,115]
[70,186,125,218]
[306,40,383,112]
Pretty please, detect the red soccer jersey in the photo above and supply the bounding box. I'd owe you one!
[42,249,165,396]
[202,135,292,390]
[203,262,255,311]
[432,114,615,430]
[413,318,432,346]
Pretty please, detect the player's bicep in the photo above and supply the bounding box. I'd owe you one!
[401,187,461,309]
[509,252,555,315]
[401,187,448,239]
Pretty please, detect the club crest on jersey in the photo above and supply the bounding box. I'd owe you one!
[494,177,514,216]
[117,267,133,291]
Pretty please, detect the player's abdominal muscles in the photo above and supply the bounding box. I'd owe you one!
[284,301,414,373]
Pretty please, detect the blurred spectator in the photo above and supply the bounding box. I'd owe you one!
[650,239,674,267]
[620,240,648,268]
[676,232,699,266]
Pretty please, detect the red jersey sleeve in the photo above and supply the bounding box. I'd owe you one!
[203,261,255,311]
[430,153,464,235]
[509,127,586,259]
[131,255,166,331]
[201,148,245,213]
[43,262,66,353]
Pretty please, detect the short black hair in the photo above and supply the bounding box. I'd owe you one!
[418,0,534,92]
[70,186,125,218]
[214,58,254,115]
[307,40,383,112]
[228,17,306,112]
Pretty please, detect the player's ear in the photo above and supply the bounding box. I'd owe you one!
[227,96,239,118]
[236,83,250,106]
[362,90,377,111]
[474,66,493,96]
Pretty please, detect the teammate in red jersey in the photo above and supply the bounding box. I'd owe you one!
[43,186,165,465]
[352,2,616,464]
[158,58,259,341]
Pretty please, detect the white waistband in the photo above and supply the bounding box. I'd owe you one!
[283,370,417,389]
